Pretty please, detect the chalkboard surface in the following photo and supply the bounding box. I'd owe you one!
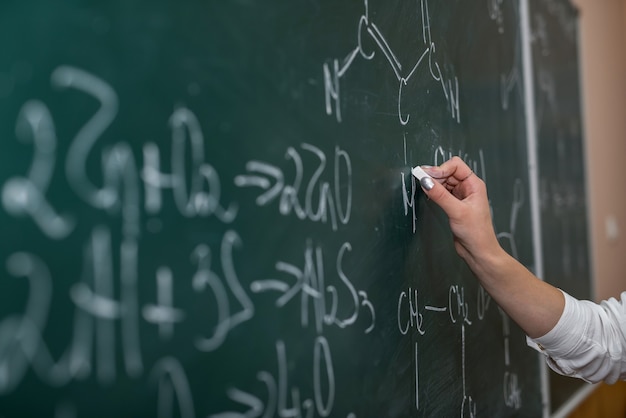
[0,1,552,416]
[528,0,592,412]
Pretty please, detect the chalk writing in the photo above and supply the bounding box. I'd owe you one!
[537,0,576,40]
[397,288,425,336]
[324,0,460,125]
[142,267,186,340]
[0,65,366,417]
[209,338,355,418]
[235,144,352,231]
[2,101,74,239]
[488,0,507,34]
[192,231,254,352]
[144,107,238,222]
[151,357,196,418]
[0,0,554,412]
[250,241,375,334]
[398,185,528,414]
[496,179,525,260]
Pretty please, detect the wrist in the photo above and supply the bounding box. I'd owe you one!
[465,243,514,288]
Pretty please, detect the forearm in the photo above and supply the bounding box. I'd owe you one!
[418,159,565,338]
[466,247,565,339]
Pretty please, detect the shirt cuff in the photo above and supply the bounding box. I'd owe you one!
[527,289,579,356]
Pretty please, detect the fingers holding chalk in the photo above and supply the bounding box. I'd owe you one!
[415,158,478,195]
[412,165,464,218]
[424,156,474,185]
[411,166,435,191]
[412,161,473,205]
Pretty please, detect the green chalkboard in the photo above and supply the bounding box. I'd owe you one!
[0,1,549,416]
[528,0,593,412]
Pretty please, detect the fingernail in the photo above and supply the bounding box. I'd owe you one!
[420,177,435,191]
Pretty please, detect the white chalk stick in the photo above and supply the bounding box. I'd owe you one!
[411,166,430,181]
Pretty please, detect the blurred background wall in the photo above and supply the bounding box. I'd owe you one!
[571,0,626,302]
[561,0,626,415]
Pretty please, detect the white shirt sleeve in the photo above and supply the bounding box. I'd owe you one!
[526,290,626,384]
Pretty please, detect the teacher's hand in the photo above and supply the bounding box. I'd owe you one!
[420,157,501,269]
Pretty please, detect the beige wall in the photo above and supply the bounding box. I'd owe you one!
[570,0,626,301]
